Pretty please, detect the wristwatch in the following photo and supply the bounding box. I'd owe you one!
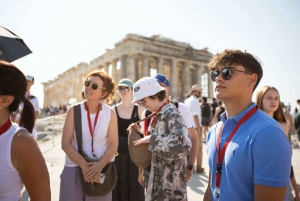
[186,164,194,170]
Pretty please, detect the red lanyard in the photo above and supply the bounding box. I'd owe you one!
[144,100,169,136]
[0,119,12,135]
[84,101,101,157]
[215,105,258,193]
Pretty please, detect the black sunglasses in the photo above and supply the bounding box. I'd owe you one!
[210,67,251,82]
[118,86,130,92]
[84,80,106,90]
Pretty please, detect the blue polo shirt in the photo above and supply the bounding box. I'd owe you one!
[206,103,292,201]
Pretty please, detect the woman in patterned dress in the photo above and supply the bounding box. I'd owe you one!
[130,77,192,201]
[112,78,145,201]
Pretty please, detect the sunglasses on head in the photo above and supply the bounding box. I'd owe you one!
[210,67,251,82]
[84,80,106,90]
[118,86,130,92]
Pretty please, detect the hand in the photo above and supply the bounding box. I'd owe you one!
[133,135,151,145]
[138,170,146,188]
[84,162,103,183]
[81,164,96,183]
[186,169,193,183]
[127,123,141,134]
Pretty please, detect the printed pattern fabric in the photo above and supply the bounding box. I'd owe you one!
[146,103,192,201]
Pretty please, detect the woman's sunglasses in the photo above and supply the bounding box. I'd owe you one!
[85,80,106,90]
[118,86,130,92]
[210,67,251,82]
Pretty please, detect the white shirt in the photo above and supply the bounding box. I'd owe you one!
[140,102,195,134]
[184,95,202,127]
[65,102,115,167]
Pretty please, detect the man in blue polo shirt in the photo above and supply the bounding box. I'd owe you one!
[204,49,292,201]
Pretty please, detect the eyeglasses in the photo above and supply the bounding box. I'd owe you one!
[137,97,148,106]
[210,67,251,82]
[84,80,106,90]
[118,86,130,92]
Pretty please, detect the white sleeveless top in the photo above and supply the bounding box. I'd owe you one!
[65,102,115,167]
[0,123,24,200]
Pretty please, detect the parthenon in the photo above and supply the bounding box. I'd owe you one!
[43,34,214,107]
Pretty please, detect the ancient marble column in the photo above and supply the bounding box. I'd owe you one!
[111,60,117,82]
[126,56,135,82]
[157,57,163,74]
[120,55,127,79]
[104,63,109,74]
[196,64,203,87]
[170,58,178,97]
[142,56,149,77]
[183,61,191,94]
[206,66,214,99]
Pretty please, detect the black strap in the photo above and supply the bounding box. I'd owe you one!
[130,105,138,124]
[74,104,83,154]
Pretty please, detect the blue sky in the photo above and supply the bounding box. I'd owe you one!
[1,0,300,111]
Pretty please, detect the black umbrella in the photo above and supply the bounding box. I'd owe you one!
[0,26,32,62]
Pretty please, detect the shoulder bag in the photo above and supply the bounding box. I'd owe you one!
[74,104,117,196]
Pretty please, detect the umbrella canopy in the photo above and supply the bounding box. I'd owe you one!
[0,26,32,62]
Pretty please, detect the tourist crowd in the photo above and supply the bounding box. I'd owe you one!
[1,49,300,201]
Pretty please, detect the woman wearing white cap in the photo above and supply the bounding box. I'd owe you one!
[112,78,145,201]
[131,77,192,201]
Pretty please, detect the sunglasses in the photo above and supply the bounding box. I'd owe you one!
[137,97,147,106]
[210,67,251,82]
[118,86,130,92]
[84,80,106,90]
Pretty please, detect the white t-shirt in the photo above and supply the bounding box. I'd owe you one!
[140,102,195,134]
[184,95,202,127]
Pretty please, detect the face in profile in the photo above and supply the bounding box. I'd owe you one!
[262,89,280,113]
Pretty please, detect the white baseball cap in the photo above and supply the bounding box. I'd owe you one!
[132,77,165,103]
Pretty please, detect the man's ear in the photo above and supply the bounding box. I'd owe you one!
[249,73,258,86]
[0,95,15,107]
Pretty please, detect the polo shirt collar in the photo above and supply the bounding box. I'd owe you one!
[220,102,256,123]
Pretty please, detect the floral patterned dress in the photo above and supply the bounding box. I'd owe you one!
[146,103,192,201]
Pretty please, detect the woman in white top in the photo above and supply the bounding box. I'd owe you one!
[0,61,51,201]
[256,85,300,201]
[60,70,118,201]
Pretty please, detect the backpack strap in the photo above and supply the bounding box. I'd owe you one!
[74,104,83,154]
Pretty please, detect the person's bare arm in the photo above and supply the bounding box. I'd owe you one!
[61,107,93,182]
[291,174,300,201]
[254,184,287,201]
[203,172,212,201]
[186,127,198,182]
[12,130,51,201]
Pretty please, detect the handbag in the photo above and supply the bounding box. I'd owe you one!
[74,104,117,196]
[127,112,156,169]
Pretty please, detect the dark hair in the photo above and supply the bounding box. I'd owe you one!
[148,90,166,102]
[297,99,300,104]
[0,61,35,132]
[86,70,115,103]
[208,49,263,91]
[255,85,286,123]
[202,97,207,103]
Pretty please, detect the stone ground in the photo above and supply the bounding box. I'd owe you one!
[21,133,300,201]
